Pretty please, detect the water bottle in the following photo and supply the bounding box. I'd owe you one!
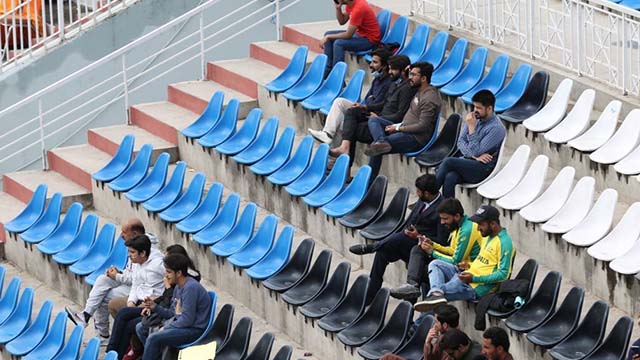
[513,296,525,309]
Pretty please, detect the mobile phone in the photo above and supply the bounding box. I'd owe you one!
[409,224,416,231]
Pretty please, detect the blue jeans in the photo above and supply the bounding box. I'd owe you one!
[435,156,495,198]
[106,306,143,357]
[138,324,203,360]
[427,260,478,302]
[367,116,422,179]
[324,30,375,71]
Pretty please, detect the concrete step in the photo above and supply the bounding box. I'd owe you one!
[206,58,282,99]
[0,192,26,243]
[249,40,319,70]
[167,80,257,119]
[87,124,179,164]
[48,144,113,191]
[130,102,200,145]
[282,20,343,54]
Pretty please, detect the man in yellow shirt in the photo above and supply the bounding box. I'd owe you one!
[414,205,515,312]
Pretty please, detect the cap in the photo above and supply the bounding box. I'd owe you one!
[469,205,500,223]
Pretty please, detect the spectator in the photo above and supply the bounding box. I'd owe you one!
[365,61,441,179]
[308,48,392,144]
[321,0,381,77]
[424,304,460,360]
[390,198,484,301]
[415,205,515,312]
[439,329,482,360]
[137,253,213,360]
[481,327,513,360]
[435,90,506,198]
[349,174,445,304]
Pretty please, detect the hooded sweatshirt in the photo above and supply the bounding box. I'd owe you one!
[115,233,159,286]
[127,246,165,304]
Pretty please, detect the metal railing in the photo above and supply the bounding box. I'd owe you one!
[411,0,640,96]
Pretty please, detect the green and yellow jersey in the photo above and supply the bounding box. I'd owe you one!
[467,228,515,297]
[432,215,484,264]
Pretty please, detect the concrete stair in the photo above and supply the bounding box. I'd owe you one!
[47,144,114,191]
[250,40,320,70]
[87,125,179,163]
[206,58,282,99]
[167,80,257,118]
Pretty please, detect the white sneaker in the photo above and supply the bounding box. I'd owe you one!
[65,306,88,327]
[308,129,332,144]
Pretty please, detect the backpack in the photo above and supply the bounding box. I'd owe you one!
[474,279,530,330]
[376,42,401,54]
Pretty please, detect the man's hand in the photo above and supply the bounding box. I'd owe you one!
[632,354,639,360]
[319,36,328,49]
[367,112,378,118]
[404,226,419,239]
[425,326,439,344]
[106,266,118,280]
[457,260,470,271]
[141,308,150,316]
[384,124,398,134]
[474,153,493,164]
[458,272,473,283]
[418,235,433,254]
[127,301,136,308]
[352,102,365,108]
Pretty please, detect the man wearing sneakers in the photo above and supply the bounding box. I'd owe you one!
[415,205,515,312]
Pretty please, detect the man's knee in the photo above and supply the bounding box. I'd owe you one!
[108,297,128,318]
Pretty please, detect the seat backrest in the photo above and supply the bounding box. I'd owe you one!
[306,261,351,306]
[3,286,33,331]
[547,287,584,330]
[201,91,225,123]
[78,337,101,360]
[367,301,413,348]
[562,188,618,247]
[245,332,275,360]
[27,311,67,358]
[451,47,488,83]
[219,203,258,246]
[208,303,234,348]
[210,192,241,228]
[172,173,207,210]
[17,299,53,344]
[519,166,575,221]
[284,249,332,301]
[350,174,388,216]
[308,154,349,197]
[269,238,315,281]
[0,266,5,297]
[115,143,153,180]
[48,202,83,239]
[238,214,278,254]
[419,31,449,68]
[515,70,549,111]
[383,16,409,47]
[327,165,372,208]
[397,23,430,61]
[584,316,633,359]
[7,183,47,231]
[576,301,609,340]
[93,134,134,179]
[152,161,187,201]
[132,152,170,192]
[323,275,370,322]
[272,345,293,360]
[33,192,63,229]
[568,100,621,152]
[514,259,538,299]
[394,314,434,357]
[376,187,410,228]
[241,116,280,156]
[71,214,99,251]
[217,317,252,359]
[339,69,366,102]
[186,182,224,222]
[269,46,308,86]
[376,10,391,38]
[317,61,347,94]
[434,38,468,76]
[523,78,573,131]
[52,325,83,360]
[87,223,117,261]
[342,288,390,336]
[268,135,314,184]
[289,55,328,92]
[0,277,22,320]
[527,271,562,310]
[247,225,294,279]
[435,113,462,149]
[178,292,218,349]
[498,63,533,97]
[201,98,240,140]
[591,108,640,164]
[219,108,262,149]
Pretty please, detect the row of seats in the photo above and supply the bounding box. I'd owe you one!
[609,0,640,10]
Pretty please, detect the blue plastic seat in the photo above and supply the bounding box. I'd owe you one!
[302,154,350,207]
[124,152,170,203]
[246,226,294,280]
[5,299,52,356]
[319,69,366,115]
[216,109,263,156]
[228,215,279,267]
[38,214,98,255]
[0,277,21,325]
[397,24,430,63]
[300,62,348,110]
[0,287,33,343]
[249,127,296,176]
[159,173,207,223]
[267,136,314,185]
[403,115,441,157]
[103,351,118,360]
[494,63,533,113]
[181,91,225,139]
[619,0,640,9]
[0,266,5,297]
[177,292,218,349]
[440,47,489,96]
[417,31,449,69]
[284,144,330,196]
[353,10,391,56]
[30,202,82,249]
[4,184,47,233]
[85,236,128,286]
[92,134,135,182]
[431,38,469,87]
[52,217,99,266]
[176,183,224,234]
[364,16,409,62]
[51,326,84,360]
[265,46,309,93]
[283,55,328,101]
[211,203,258,257]
[78,337,100,360]
[20,192,63,244]
[322,165,372,217]
[460,54,510,104]
[107,144,153,192]
[69,223,116,274]
[143,161,187,213]
[23,311,67,360]
[193,193,241,246]
[232,117,280,165]
[198,99,241,148]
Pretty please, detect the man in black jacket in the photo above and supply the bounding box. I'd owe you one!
[350,174,446,304]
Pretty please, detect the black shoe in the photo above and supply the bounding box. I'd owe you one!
[364,141,392,156]
[414,294,447,312]
[349,244,375,255]
[390,283,421,300]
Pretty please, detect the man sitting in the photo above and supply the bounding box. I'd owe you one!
[440,329,483,360]
[415,204,515,312]
[436,90,506,198]
[481,327,514,360]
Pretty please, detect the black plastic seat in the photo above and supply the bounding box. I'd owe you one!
[299,262,351,319]
[339,176,388,229]
[281,250,332,306]
[359,187,410,241]
[357,301,413,360]
[582,316,633,360]
[548,301,609,360]
[527,287,585,348]
[318,275,370,332]
[505,271,562,333]
[215,317,252,360]
[272,345,293,360]
[415,114,462,168]
[207,303,235,349]
[245,332,274,360]
[393,314,434,360]
[488,258,538,318]
[499,71,549,124]
[262,238,315,292]
[337,288,390,347]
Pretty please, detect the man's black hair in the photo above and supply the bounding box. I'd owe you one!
[440,328,471,351]
[437,198,465,217]
[434,304,460,328]
[388,54,411,71]
[415,174,438,194]
[125,234,151,258]
[483,326,510,352]
[164,253,191,277]
[410,61,434,83]
[371,48,392,66]
[166,245,201,280]
[471,89,496,108]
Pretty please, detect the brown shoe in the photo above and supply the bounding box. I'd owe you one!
[364,141,392,156]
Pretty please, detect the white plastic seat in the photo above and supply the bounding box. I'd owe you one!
[519,167,575,223]
[541,177,595,234]
[613,142,640,175]
[590,109,640,164]
[543,89,595,144]
[460,140,506,189]
[609,239,640,275]
[477,145,531,199]
[562,189,618,247]
[523,78,573,132]
[496,155,549,210]
[568,100,621,152]
[587,202,640,262]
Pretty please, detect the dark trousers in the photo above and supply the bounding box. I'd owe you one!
[367,116,422,179]
[407,245,433,286]
[435,156,495,198]
[367,231,417,303]
[107,306,143,358]
[342,108,373,167]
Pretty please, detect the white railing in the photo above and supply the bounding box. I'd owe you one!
[0,0,300,173]
[411,0,640,96]
[0,0,138,73]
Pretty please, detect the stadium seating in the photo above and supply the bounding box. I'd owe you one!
[50,325,84,360]
[300,61,347,110]
[245,226,293,280]
[281,250,332,305]
[22,311,67,360]
[302,154,350,207]
[176,292,218,350]
[267,136,315,185]
[4,183,47,233]
[319,69,365,115]
[494,63,532,113]
[587,202,640,261]
[582,316,633,360]
[198,100,242,148]
[0,287,33,343]
[215,317,252,360]
[215,108,262,155]
[26,202,81,247]
[299,261,351,319]
[38,213,98,255]
[439,47,488,97]
[476,144,531,199]
[245,332,275,360]
[523,78,573,132]
[359,187,409,240]
[459,54,509,103]
[496,155,549,210]
[20,192,62,244]
[609,240,640,275]
[68,223,116,273]
[264,46,309,93]
[208,304,234,349]
[393,314,434,359]
[227,217,282,267]
[567,100,621,152]
[403,114,440,157]
[159,172,207,223]
[505,272,562,332]
[317,274,370,332]
[175,182,224,234]
[541,177,595,234]
[142,161,187,212]
[487,258,538,318]
[589,109,640,164]
[249,132,301,176]
[53,221,103,265]
[527,287,585,347]
[284,144,330,196]
[125,152,170,203]
[431,38,468,87]
[459,140,507,189]
[338,175,388,228]
[193,192,241,246]
[0,277,21,324]
[233,117,281,165]
[321,165,373,217]
[417,31,449,69]
[210,203,259,257]
[181,91,224,138]
[498,71,549,123]
[363,16,409,63]
[353,9,391,57]
[283,55,328,101]
[92,134,135,182]
[85,236,128,285]
[272,345,293,360]
[544,89,596,144]
[396,23,430,63]
[414,113,461,168]
[107,143,153,192]
[357,300,413,360]
[562,189,617,247]
[337,288,390,347]
[519,166,575,223]
[548,301,609,359]
[5,301,53,355]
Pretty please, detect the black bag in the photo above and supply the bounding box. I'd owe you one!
[376,42,401,54]
[474,279,529,330]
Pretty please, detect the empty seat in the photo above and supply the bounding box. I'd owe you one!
[562,189,617,247]
[299,262,351,319]
[29,202,81,249]
[477,144,531,199]
[541,177,595,234]
[0,287,34,344]
[283,55,328,101]
[245,332,275,360]
[548,301,609,359]
[318,275,370,332]
[232,117,281,165]
[197,99,240,148]
[393,314,434,360]
[496,155,549,210]
[267,136,314,185]
[359,187,410,241]
[249,129,298,176]
[210,203,259,257]
[300,62,347,110]
[544,89,596,144]
[208,304,234,350]
[505,272,562,333]
[176,292,218,350]
[20,192,62,244]
[357,301,413,360]
[527,287,585,348]
[159,173,207,223]
[78,337,100,360]
[215,317,252,360]
[338,175,388,229]
[23,311,67,360]
[303,154,350,207]
[262,238,315,292]
[498,71,550,124]
[265,46,309,93]
[363,16,409,62]
[337,288,390,347]
[125,152,170,203]
[176,183,224,234]
[396,24,430,63]
[103,352,118,360]
[281,250,332,306]
[431,38,468,87]
[246,226,294,280]
[487,258,538,318]
[609,238,640,275]
[215,108,262,156]
[322,165,372,217]
[38,213,98,255]
[193,193,241,246]
[5,299,53,356]
[142,161,187,213]
[414,113,461,168]
[494,63,533,113]
[590,109,640,164]
[459,54,509,103]
[439,47,489,97]
[4,183,47,233]
[587,202,640,261]
[460,139,507,189]
[284,144,330,196]
[0,267,4,297]
[50,325,83,360]
[85,236,128,286]
[108,143,153,192]
[52,218,100,266]
[92,134,135,182]
[0,277,21,325]
[519,166,575,223]
[523,78,573,132]
[272,345,293,360]
[582,316,633,360]
[417,31,449,69]
[613,139,640,175]
[227,216,281,267]
[403,114,440,157]
[568,100,621,152]
[319,69,366,115]
[69,223,116,274]
[181,91,224,138]
[374,10,392,44]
